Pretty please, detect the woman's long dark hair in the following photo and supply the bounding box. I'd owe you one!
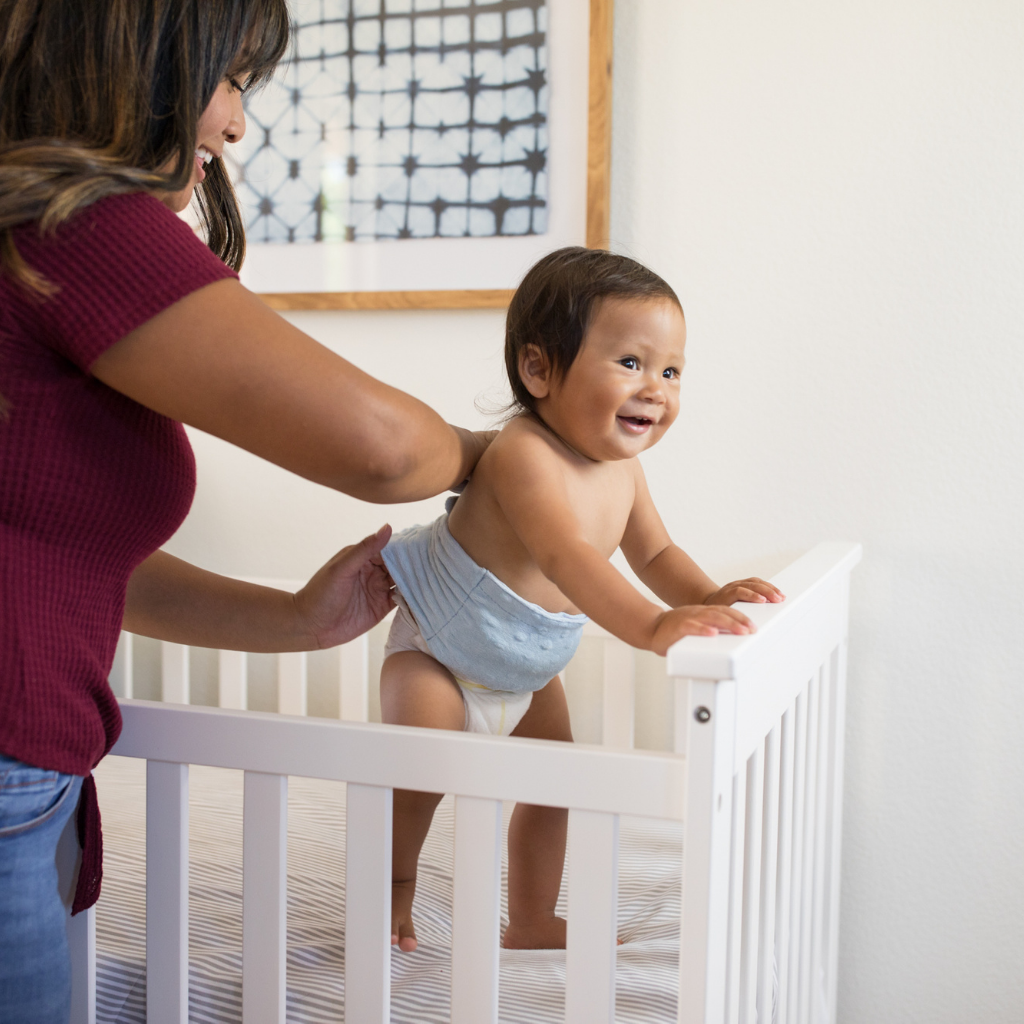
[0,0,289,293]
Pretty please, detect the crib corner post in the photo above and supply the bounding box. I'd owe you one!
[677,677,736,1024]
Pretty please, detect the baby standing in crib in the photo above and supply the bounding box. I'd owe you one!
[380,247,784,952]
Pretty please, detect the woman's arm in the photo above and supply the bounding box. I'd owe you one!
[124,526,394,650]
[91,279,486,503]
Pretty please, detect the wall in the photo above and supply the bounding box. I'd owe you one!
[165,2,1024,1020]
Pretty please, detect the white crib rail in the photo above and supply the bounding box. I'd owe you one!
[72,541,859,1024]
[673,542,860,1024]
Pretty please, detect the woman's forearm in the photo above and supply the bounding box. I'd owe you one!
[123,550,313,651]
[91,279,487,502]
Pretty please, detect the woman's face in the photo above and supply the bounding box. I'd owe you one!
[161,77,248,212]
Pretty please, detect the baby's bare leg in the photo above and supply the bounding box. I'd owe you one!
[502,675,573,950]
[380,650,465,952]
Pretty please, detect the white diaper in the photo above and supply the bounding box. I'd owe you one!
[383,598,534,737]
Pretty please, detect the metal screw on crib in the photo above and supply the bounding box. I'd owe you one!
[694,706,711,723]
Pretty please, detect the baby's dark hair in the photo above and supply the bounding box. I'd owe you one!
[504,247,682,413]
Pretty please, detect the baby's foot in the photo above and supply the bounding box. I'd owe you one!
[391,878,419,952]
[502,915,567,950]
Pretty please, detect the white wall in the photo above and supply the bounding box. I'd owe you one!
[166,2,1024,1020]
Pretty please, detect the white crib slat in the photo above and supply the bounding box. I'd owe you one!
[219,650,248,710]
[825,644,849,1022]
[774,706,796,1024]
[757,723,782,1024]
[345,783,392,1024]
[67,906,96,1024]
[787,691,808,1024]
[739,744,764,1024]
[243,772,287,1024]
[339,635,369,722]
[566,809,619,1024]
[799,674,821,1024]
[601,638,635,748]
[673,677,689,757]
[724,769,746,1024]
[58,798,97,1024]
[147,760,189,1024]
[110,631,134,699]
[451,796,503,1024]
[679,678,736,1024]
[810,661,832,1024]
[277,651,307,716]
[161,642,190,704]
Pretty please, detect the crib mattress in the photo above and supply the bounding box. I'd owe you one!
[93,755,682,1023]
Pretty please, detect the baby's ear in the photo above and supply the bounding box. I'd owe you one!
[518,344,552,399]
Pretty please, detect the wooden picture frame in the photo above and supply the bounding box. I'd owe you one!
[235,0,613,312]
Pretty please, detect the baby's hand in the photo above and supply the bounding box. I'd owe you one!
[648,605,755,657]
[704,578,785,606]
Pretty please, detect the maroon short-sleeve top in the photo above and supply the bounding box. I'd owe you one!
[0,192,237,908]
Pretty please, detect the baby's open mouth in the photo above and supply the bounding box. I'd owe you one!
[618,415,653,434]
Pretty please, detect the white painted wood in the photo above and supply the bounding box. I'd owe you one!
[66,907,96,1024]
[566,809,619,1024]
[161,642,190,704]
[678,678,736,1024]
[666,544,861,682]
[104,546,859,1024]
[787,692,808,1023]
[113,703,687,821]
[798,675,821,1024]
[339,635,370,722]
[451,796,503,1024]
[810,664,832,1023]
[57,800,96,1024]
[601,637,635,748]
[725,769,746,1024]
[219,650,248,710]
[673,677,690,757]
[146,760,189,1024]
[774,706,796,1024]
[277,651,307,716]
[110,631,134,699]
[825,643,849,1023]
[345,783,392,1024]
[243,772,287,1024]
[757,724,782,1024]
[739,744,764,1024]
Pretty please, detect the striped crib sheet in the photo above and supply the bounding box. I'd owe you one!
[93,755,681,1023]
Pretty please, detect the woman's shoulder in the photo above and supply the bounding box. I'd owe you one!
[17,190,206,258]
[7,192,236,371]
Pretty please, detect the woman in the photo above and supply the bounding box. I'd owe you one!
[0,2,490,1019]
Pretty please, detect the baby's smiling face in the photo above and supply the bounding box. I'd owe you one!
[522,296,687,462]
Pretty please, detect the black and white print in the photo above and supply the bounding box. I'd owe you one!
[234,0,550,244]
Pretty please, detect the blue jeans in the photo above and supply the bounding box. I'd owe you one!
[0,753,83,1024]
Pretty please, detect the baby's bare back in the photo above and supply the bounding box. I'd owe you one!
[447,415,637,614]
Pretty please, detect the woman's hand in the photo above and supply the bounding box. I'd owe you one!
[294,525,396,649]
[703,578,785,606]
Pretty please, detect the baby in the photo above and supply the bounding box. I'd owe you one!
[380,247,783,952]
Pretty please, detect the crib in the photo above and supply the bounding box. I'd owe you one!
[62,541,860,1024]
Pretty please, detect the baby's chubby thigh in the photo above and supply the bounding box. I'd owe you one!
[380,605,466,731]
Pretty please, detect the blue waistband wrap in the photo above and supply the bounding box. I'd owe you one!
[381,514,587,693]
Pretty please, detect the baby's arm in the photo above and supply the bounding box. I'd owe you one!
[488,431,754,655]
[621,465,784,608]
[619,465,784,651]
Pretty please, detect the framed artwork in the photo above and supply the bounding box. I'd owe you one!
[230,0,613,310]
